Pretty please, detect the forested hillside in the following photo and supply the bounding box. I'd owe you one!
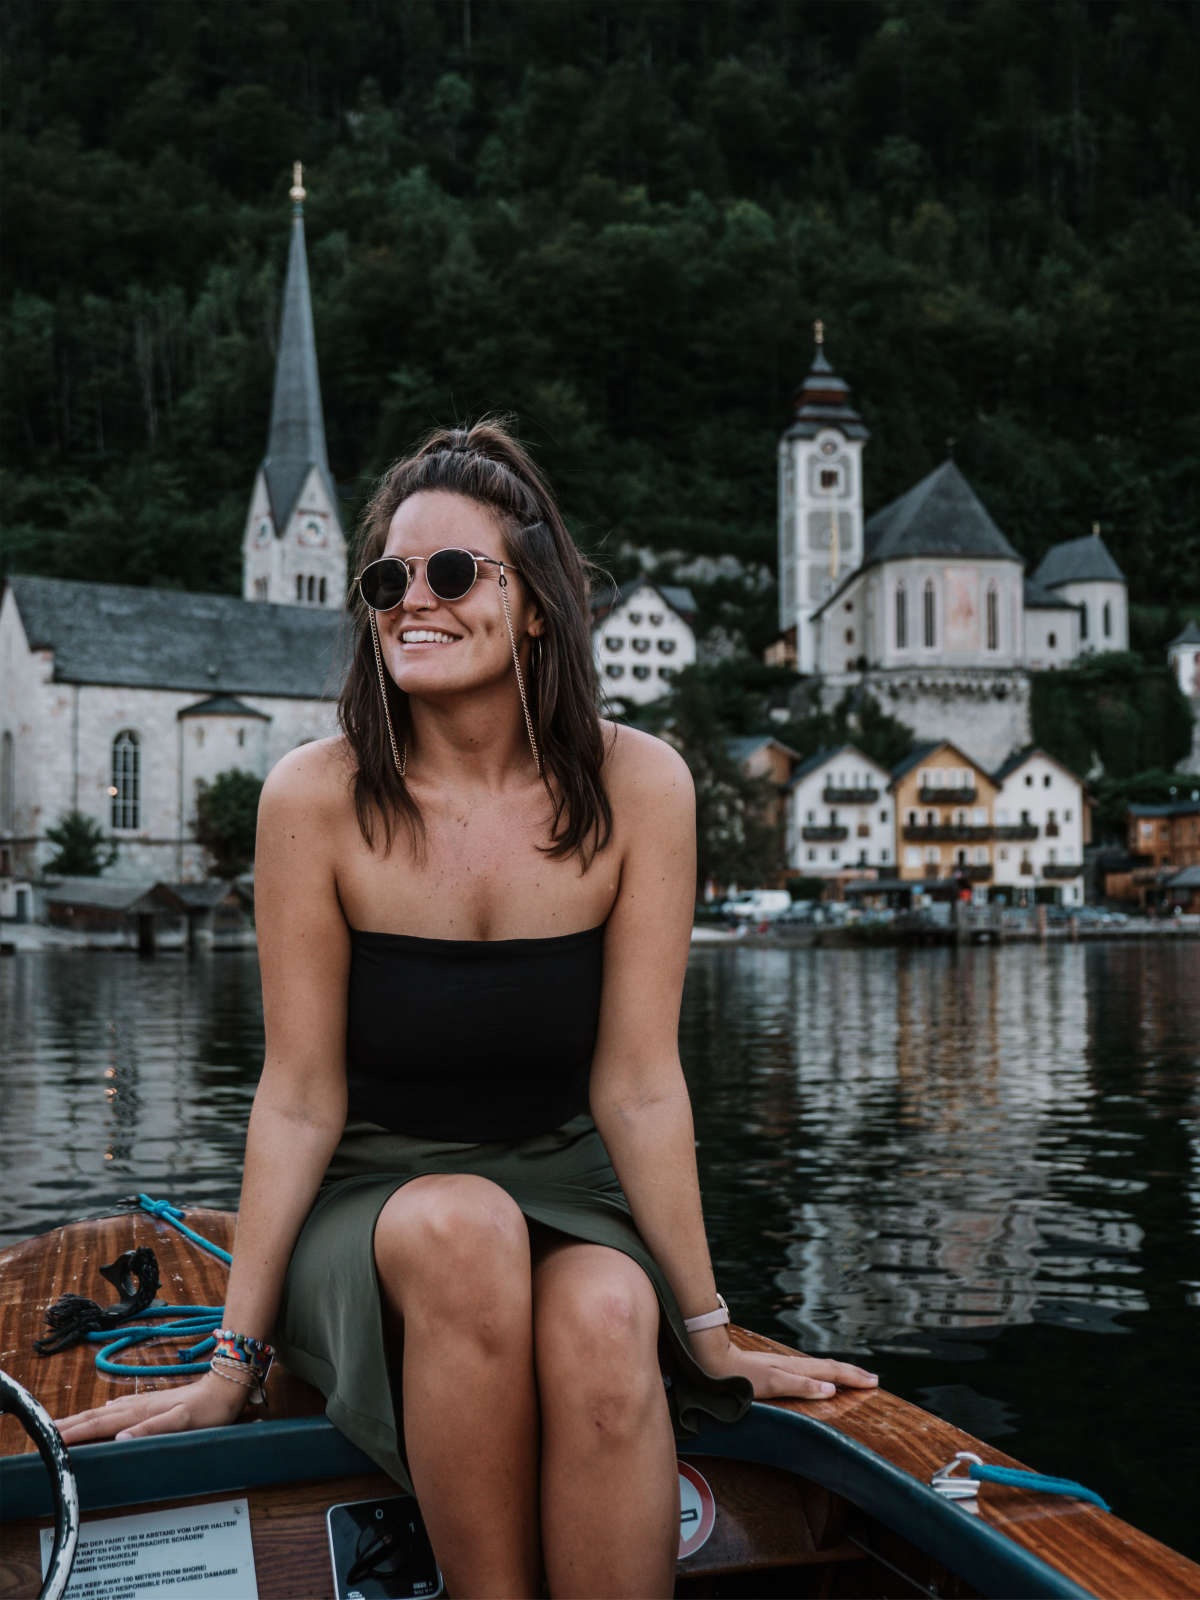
[3,0,1198,645]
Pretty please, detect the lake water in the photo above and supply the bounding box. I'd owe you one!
[2,941,1198,1558]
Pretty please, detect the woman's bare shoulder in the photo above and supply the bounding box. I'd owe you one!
[259,735,356,825]
[600,722,693,816]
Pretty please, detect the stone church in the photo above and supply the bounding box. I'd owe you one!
[774,329,1129,770]
[0,168,348,882]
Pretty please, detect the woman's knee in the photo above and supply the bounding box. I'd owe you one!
[374,1175,530,1326]
[535,1254,663,1436]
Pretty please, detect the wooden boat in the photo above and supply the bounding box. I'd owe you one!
[2,1203,1198,1600]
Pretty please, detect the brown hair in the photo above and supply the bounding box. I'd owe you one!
[338,418,612,864]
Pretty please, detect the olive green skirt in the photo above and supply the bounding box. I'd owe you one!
[273,1113,752,1490]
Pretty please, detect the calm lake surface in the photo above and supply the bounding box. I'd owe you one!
[2,941,1198,1558]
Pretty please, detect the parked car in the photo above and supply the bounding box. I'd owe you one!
[721,890,793,921]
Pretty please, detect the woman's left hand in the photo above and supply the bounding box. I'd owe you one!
[689,1328,878,1401]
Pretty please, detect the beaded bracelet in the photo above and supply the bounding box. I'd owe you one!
[210,1330,274,1405]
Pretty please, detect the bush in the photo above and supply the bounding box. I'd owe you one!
[195,769,264,878]
[42,811,117,876]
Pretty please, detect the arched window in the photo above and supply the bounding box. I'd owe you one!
[306,575,316,602]
[1,730,13,832]
[1080,603,1088,641]
[296,574,304,602]
[923,579,936,647]
[895,582,907,649]
[986,583,999,650]
[319,576,327,604]
[1103,600,1112,637]
[111,730,140,830]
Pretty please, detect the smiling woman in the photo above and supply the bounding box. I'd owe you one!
[55,418,877,1600]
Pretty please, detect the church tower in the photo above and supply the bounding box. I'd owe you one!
[777,325,869,673]
[242,164,347,609]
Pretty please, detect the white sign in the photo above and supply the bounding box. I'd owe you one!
[40,1497,258,1600]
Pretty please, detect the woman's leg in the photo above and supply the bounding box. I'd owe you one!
[533,1241,679,1599]
[374,1174,540,1598]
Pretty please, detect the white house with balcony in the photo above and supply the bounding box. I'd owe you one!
[787,744,895,878]
[591,580,697,708]
[991,747,1088,906]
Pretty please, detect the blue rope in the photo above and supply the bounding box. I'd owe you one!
[82,1196,230,1377]
[135,1194,233,1265]
[969,1463,1110,1511]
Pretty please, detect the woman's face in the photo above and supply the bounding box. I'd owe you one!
[374,490,542,699]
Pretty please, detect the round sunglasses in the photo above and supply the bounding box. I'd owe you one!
[356,547,520,612]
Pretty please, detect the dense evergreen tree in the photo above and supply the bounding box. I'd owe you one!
[2,0,1198,635]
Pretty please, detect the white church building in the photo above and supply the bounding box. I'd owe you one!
[0,168,348,882]
[775,329,1129,771]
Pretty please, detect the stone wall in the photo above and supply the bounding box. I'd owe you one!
[821,666,1032,773]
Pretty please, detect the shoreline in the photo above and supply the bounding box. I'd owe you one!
[691,916,1200,949]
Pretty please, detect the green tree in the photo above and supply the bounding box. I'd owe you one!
[42,811,117,876]
[194,769,264,879]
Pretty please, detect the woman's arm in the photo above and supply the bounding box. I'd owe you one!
[57,744,352,1442]
[589,730,876,1401]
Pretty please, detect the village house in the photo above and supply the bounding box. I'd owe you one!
[989,748,1089,907]
[1106,795,1200,909]
[889,741,999,899]
[590,579,697,709]
[786,745,895,880]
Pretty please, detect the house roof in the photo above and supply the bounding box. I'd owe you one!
[177,695,270,719]
[41,877,186,913]
[1129,799,1200,818]
[991,745,1084,786]
[1031,532,1125,589]
[590,579,697,627]
[887,741,943,783]
[725,735,800,767]
[1167,864,1200,888]
[8,575,351,699]
[863,461,1022,567]
[1168,619,1200,648]
[261,202,337,530]
[787,742,891,789]
[782,337,870,443]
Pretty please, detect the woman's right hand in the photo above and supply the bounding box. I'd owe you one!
[56,1371,249,1444]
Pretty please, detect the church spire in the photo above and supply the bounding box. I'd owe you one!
[262,162,334,531]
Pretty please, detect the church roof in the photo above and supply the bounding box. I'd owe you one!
[1031,532,1125,589]
[177,694,270,718]
[863,461,1022,567]
[1168,619,1200,647]
[1023,575,1079,611]
[8,575,350,700]
[261,196,336,531]
[783,332,870,442]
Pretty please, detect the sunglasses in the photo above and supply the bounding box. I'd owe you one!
[356,548,519,611]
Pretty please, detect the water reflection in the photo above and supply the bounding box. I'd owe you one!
[2,939,1198,1555]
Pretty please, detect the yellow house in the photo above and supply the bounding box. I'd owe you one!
[889,740,999,892]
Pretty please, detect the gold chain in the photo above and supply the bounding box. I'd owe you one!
[369,608,406,776]
[499,572,542,776]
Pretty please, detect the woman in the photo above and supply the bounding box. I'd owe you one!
[59,421,877,1597]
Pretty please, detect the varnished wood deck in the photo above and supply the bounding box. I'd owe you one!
[2,1206,1198,1599]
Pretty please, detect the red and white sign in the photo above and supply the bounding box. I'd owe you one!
[677,1461,716,1561]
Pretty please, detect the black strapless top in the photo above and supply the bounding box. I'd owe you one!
[345,925,605,1142]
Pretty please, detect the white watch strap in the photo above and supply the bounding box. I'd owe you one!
[684,1293,729,1334]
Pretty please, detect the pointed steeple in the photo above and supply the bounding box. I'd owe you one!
[785,322,869,442]
[262,163,335,530]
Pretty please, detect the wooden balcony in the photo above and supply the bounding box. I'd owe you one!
[994,824,1038,841]
[823,785,879,804]
[902,825,992,843]
[802,825,849,842]
[918,784,976,804]
[1041,862,1083,878]
[962,863,993,882]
